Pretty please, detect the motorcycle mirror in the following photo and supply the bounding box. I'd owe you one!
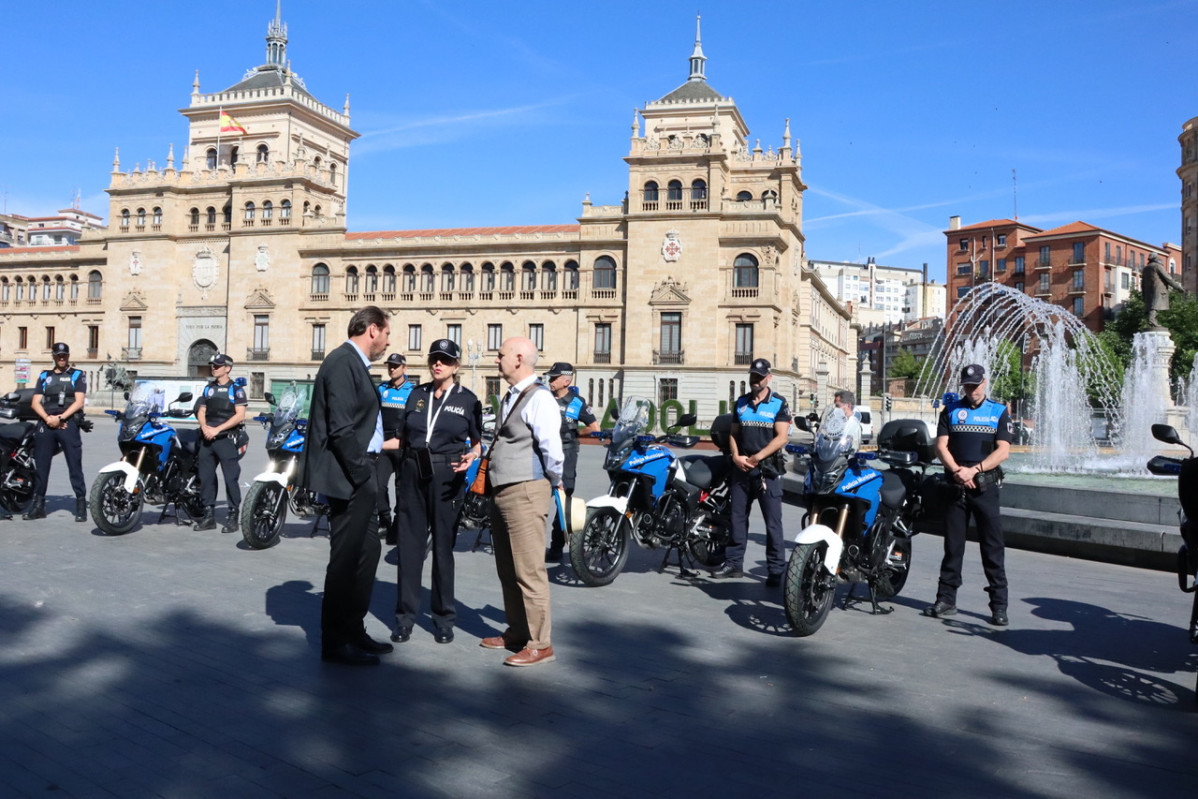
[676,413,698,428]
[793,416,810,432]
[608,407,619,421]
[264,392,276,406]
[123,391,130,401]
[176,392,194,404]
[1151,423,1183,446]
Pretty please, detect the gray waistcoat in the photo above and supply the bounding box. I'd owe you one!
[489,385,548,488]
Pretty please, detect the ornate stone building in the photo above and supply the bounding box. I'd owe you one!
[0,12,854,421]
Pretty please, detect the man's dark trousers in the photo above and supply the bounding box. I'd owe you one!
[725,469,785,575]
[936,486,1007,609]
[33,421,86,498]
[197,435,242,507]
[322,474,381,648]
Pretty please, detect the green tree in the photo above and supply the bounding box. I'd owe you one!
[1103,290,1198,384]
[988,340,1035,406]
[888,348,922,379]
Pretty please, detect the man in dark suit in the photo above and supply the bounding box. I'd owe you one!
[303,306,394,666]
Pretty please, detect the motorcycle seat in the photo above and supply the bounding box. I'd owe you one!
[176,427,202,456]
[0,421,34,445]
[880,470,907,509]
[678,454,731,490]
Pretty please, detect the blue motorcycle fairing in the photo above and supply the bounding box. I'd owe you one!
[805,460,885,534]
[619,445,673,495]
[134,422,177,467]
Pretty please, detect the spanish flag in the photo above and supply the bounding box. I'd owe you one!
[219,110,248,135]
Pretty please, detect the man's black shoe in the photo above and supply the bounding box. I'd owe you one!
[990,609,1009,627]
[765,573,782,588]
[390,628,411,643]
[193,508,216,531]
[321,644,380,666]
[709,564,744,579]
[545,547,563,563]
[355,634,394,655]
[74,498,88,523]
[434,629,454,644]
[0,506,12,520]
[23,497,46,521]
[921,600,957,618]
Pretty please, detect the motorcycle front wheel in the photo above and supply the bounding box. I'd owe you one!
[570,507,630,587]
[89,472,144,535]
[241,481,288,549]
[874,536,913,600]
[784,541,836,636]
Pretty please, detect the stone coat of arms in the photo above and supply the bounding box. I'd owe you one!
[661,230,682,262]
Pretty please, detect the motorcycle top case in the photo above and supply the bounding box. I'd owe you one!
[876,418,938,465]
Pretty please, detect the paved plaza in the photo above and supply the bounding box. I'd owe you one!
[2,428,1197,798]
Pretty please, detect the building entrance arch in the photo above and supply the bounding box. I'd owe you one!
[188,339,219,378]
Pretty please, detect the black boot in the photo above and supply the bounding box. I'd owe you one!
[385,513,398,546]
[23,496,46,520]
[221,508,239,534]
[0,505,12,520]
[378,510,392,541]
[193,507,216,531]
[75,497,88,523]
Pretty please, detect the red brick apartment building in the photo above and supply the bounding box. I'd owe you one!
[944,217,1181,332]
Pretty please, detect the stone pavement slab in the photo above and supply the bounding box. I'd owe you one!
[0,433,1196,797]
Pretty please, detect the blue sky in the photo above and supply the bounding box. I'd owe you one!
[2,0,1194,282]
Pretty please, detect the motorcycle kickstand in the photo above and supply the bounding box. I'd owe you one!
[867,582,894,616]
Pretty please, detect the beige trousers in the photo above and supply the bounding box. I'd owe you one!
[490,480,553,650]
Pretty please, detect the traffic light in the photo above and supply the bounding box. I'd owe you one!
[884,395,893,412]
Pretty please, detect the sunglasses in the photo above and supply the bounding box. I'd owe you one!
[428,354,458,366]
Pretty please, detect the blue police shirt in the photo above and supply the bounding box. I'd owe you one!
[937,396,1014,466]
[378,379,413,438]
[556,392,596,448]
[733,390,792,456]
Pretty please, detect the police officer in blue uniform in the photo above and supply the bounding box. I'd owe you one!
[712,358,792,585]
[376,352,413,545]
[924,363,1014,626]
[194,353,248,532]
[26,342,88,522]
[544,362,599,562]
[391,339,483,645]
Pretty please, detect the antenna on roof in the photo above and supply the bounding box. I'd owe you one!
[1012,168,1018,221]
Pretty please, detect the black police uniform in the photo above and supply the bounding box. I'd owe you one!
[725,389,791,576]
[935,396,1015,613]
[375,377,413,541]
[31,365,88,512]
[548,390,597,554]
[196,378,249,524]
[394,382,483,639]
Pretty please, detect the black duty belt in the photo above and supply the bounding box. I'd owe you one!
[405,448,459,464]
[365,452,381,461]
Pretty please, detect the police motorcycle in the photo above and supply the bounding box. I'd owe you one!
[571,395,733,587]
[240,385,326,549]
[89,386,202,535]
[783,409,938,636]
[1146,423,1198,700]
[0,391,96,515]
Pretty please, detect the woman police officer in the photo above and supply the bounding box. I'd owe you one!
[391,339,483,645]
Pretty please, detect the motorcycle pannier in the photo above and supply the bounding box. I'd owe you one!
[876,419,937,465]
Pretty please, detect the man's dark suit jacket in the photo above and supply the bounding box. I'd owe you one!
[301,341,381,500]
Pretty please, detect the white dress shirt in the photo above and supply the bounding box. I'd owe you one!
[503,375,565,486]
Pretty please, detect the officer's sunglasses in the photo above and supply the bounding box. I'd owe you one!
[388,364,404,371]
[428,354,457,367]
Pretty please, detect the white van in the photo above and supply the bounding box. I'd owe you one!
[854,405,874,444]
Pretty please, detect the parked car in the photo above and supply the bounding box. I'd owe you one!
[854,405,874,444]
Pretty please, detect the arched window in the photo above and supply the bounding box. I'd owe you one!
[542,261,557,292]
[667,180,683,209]
[280,200,291,221]
[419,264,435,293]
[329,162,337,185]
[14,278,23,302]
[643,181,659,207]
[460,263,474,294]
[313,204,322,217]
[70,275,79,300]
[691,179,707,201]
[564,261,580,291]
[244,202,256,222]
[229,146,239,167]
[762,189,778,203]
[42,276,52,301]
[521,261,537,292]
[402,265,416,293]
[136,208,146,227]
[120,209,130,228]
[206,207,216,226]
[303,201,311,216]
[54,276,65,301]
[88,270,103,300]
[481,263,495,292]
[313,155,322,170]
[261,200,273,220]
[206,148,217,169]
[257,143,269,163]
[499,262,515,292]
[152,207,162,226]
[364,265,378,294]
[382,265,396,294]
[441,264,455,292]
[222,204,232,224]
[0,278,8,303]
[310,263,330,295]
[736,190,753,202]
[345,265,359,295]
[594,255,617,290]
[189,207,200,226]
[734,253,759,289]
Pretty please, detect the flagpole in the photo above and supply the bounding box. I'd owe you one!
[215,105,222,170]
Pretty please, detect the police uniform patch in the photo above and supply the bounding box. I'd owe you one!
[956,409,968,422]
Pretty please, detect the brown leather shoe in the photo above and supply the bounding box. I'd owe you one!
[479,635,523,652]
[504,646,556,667]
